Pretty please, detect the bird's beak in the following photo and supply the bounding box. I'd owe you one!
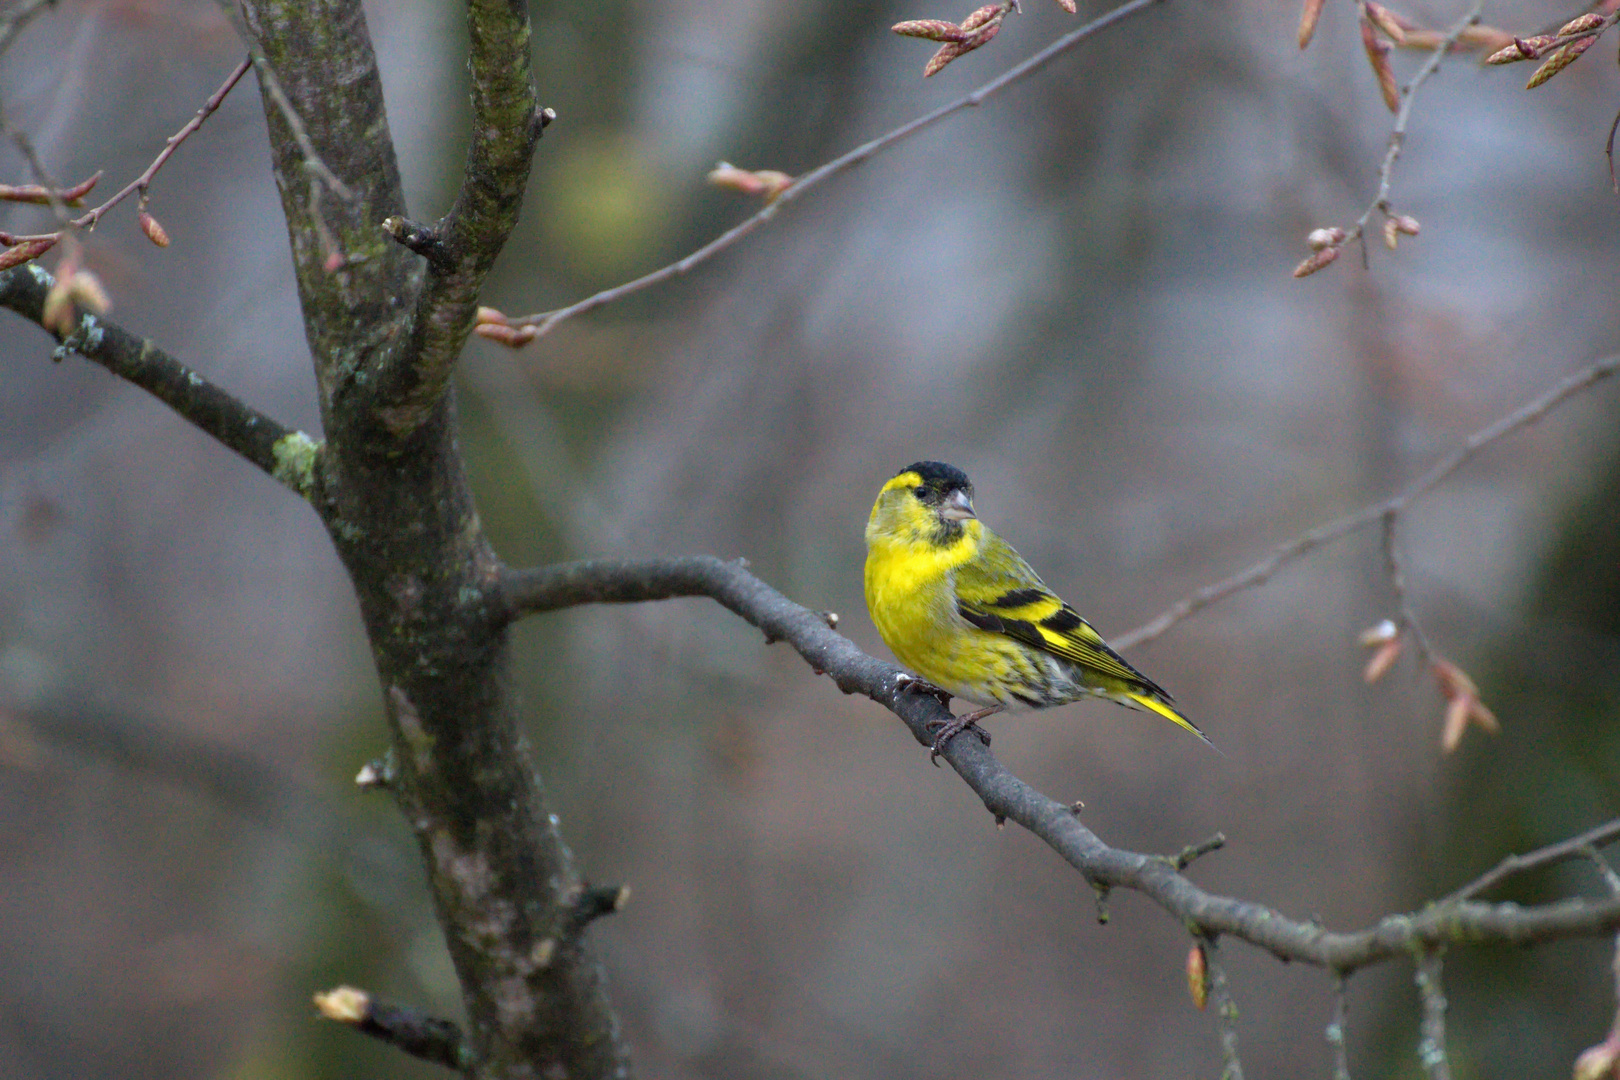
[940,488,976,522]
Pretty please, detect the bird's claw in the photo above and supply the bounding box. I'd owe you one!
[924,715,991,766]
[895,672,952,709]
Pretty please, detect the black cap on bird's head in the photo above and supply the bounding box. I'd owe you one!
[898,461,975,522]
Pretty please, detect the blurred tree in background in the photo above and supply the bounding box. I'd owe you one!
[2,0,1619,1077]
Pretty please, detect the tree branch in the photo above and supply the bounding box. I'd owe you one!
[508,0,1168,338]
[498,556,1620,969]
[369,0,543,434]
[1115,352,1620,650]
[0,263,320,498]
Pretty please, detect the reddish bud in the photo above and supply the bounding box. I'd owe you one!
[1527,35,1597,88]
[707,162,794,201]
[1556,12,1606,36]
[0,170,101,207]
[1186,943,1209,1010]
[1053,0,1078,10]
[1363,2,1410,44]
[1298,0,1327,48]
[892,19,971,42]
[473,322,538,348]
[1293,245,1340,278]
[1361,17,1401,111]
[1393,214,1420,236]
[1382,217,1401,250]
[138,210,170,248]
[0,236,57,271]
[1364,638,1403,683]
[475,305,511,327]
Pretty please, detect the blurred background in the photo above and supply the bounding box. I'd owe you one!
[2,0,1619,1076]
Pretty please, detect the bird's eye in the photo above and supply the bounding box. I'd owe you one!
[913,486,928,500]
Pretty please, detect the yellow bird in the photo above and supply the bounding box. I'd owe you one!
[863,461,1210,758]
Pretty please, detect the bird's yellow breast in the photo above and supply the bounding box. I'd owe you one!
[863,523,989,698]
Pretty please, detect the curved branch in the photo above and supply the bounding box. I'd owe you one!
[0,264,320,499]
[509,0,1168,337]
[498,556,1620,969]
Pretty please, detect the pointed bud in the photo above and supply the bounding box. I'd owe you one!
[1393,214,1420,235]
[1298,0,1327,48]
[1053,0,1078,10]
[892,19,971,42]
[1187,943,1209,1010]
[0,236,57,271]
[473,322,538,348]
[960,3,1005,31]
[475,305,511,327]
[1383,217,1401,250]
[1363,2,1410,45]
[1293,245,1340,278]
[1556,13,1606,36]
[1365,638,1403,682]
[1527,35,1597,88]
[0,170,101,207]
[707,162,794,201]
[1361,16,1400,111]
[138,210,170,248]
[1489,34,1558,63]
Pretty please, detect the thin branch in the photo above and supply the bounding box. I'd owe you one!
[244,51,352,202]
[314,986,472,1072]
[508,0,1167,338]
[1205,936,1246,1080]
[1328,974,1353,1080]
[1380,511,1436,665]
[1352,1,1485,263]
[497,555,1620,969]
[70,56,253,232]
[1413,951,1451,1080]
[1115,352,1620,650]
[0,263,320,499]
[1447,818,1620,902]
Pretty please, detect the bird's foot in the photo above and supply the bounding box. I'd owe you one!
[925,704,1000,765]
[894,672,953,709]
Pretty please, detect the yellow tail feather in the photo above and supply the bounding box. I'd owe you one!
[1127,692,1215,748]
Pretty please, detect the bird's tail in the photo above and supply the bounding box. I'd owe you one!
[1127,692,1218,751]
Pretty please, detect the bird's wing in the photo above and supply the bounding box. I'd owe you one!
[953,536,1169,696]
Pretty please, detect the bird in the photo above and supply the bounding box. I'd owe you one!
[863,461,1211,760]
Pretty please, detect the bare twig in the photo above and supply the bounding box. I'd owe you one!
[1349,0,1485,266]
[1204,936,1246,1080]
[1116,353,1620,650]
[1379,511,1436,665]
[497,555,1620,969]
[245,52,352,202]
[1447,819,1620,902]
[1413,951,1451,1080]
[508,0,1167,338]
[1328,974,1353,1080]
